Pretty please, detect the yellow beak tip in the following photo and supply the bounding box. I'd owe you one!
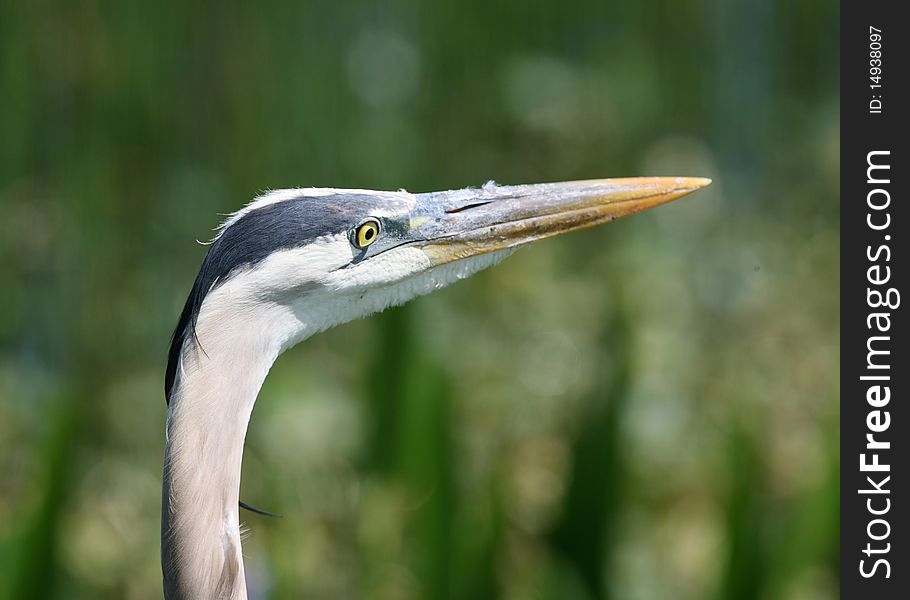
[681,177,712,189]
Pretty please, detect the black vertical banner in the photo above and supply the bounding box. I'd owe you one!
[841,2,908,597]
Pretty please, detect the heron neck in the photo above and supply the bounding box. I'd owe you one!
[161,316,283,600]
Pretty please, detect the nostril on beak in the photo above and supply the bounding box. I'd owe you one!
[445,201,493,214]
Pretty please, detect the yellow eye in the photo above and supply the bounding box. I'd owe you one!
[354,219,381,248]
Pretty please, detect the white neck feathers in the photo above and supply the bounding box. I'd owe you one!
[161,239,514,598]
[161,289,291,600]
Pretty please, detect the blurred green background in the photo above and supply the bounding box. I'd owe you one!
[0,1,838,599]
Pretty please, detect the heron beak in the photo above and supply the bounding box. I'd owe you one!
[414,177,711,264]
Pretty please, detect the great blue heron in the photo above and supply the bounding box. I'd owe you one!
[161,177,710,599]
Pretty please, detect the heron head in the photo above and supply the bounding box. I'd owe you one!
[166,177,709,401]
[215,177,710,298]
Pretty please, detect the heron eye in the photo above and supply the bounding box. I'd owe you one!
[353,219,381,248]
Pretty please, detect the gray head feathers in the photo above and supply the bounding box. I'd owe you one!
[165,191,398,404]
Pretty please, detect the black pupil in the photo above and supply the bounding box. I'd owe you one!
[364,227,374,240]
